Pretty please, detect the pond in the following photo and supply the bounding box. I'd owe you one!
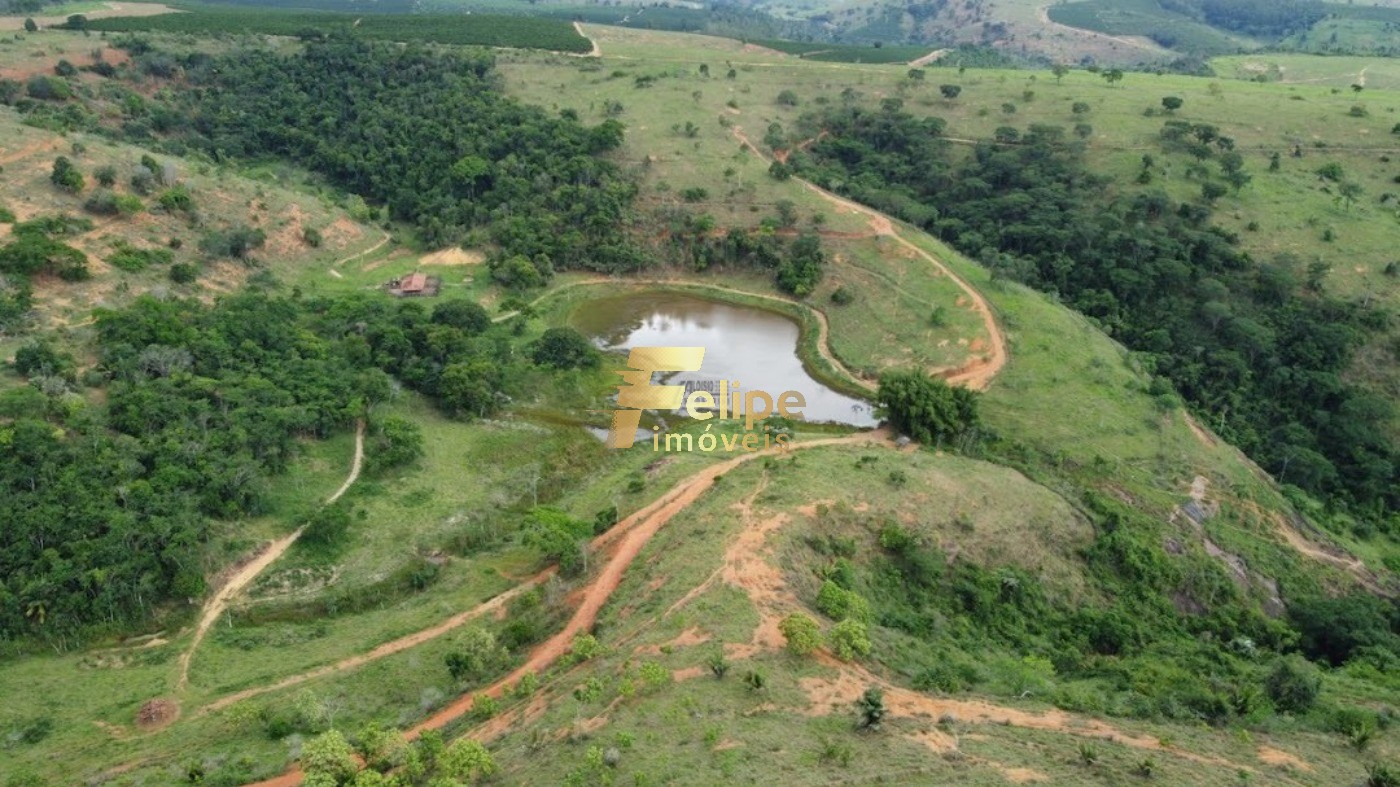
[571,292,878,428]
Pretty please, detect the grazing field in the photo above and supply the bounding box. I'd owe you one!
[1212,53,1400,91]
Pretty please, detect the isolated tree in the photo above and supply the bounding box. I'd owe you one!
[531,327,598,369]
[49,156,83,193]
[1103,68,1124,86]
[775,89,799,107]
[1269,151,1281,171]
[907,68,925,82]
[23,18,37,33]
[939,84,961,100]
[445,628,508,684]
[1161,96,1183,113]
[698,63,709,77]
[1336,181,1363,211]
[1071,101,1090,115]
[1051,64,1070,83]
[779,613,821,657]
[1315,161,1344,182]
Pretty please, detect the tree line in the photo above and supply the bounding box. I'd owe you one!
[111,36,642,277]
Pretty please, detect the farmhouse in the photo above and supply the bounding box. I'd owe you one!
[387,271,440,297]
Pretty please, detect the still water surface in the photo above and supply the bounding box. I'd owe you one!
[572,293,877,427]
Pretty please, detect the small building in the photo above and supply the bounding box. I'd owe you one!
[386,271,440,297]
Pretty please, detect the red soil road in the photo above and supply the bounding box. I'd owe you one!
[245,431,891,787]
[734,126,1007,390]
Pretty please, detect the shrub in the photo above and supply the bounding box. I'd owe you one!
[300,502,352,548]
[169,262,197,283]
[302,226,323,247]
[775,89,799,106]
[199,225,265,260]
[829,286,854,305]
[779,613,821,656]
[1265,655,1321,713]
[829,619,872,661]
[108,242,172,272]
[816,581,871,622]
[50,156,83,193]
[444,627,508,684]
[743,669,767,691]
[155,185,194,213]
[707,649,730,678]
[856,686,886,730]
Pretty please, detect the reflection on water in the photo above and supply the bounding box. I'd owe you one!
[572,292,877,428]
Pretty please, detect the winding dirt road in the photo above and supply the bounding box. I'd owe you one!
[734,126,1007,390]
[175,420,365,692]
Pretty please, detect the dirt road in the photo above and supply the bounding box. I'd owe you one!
[573,22,601,57]
[175,420,365,692]
[733,126,1007,390]
[908,48,949,67]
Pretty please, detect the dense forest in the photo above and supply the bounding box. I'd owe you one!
[105,37,642,279]
[790,107,1398,533]
[0,289,575,651]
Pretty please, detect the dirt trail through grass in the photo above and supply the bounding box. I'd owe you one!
[908,48,949,67]
[331,230,391,271]
[175,420,365,693]
[733,126,1007,390]
[573,22,601,57]
[1033,3,1167,56]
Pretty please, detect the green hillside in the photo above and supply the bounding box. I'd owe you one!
[0,16,1395,787]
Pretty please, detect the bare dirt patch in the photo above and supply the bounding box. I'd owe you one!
[1257,745,1312,772]
[134,698,179,731]
[420,247,484,266]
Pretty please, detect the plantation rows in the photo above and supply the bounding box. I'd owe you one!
[82,10,591,53]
